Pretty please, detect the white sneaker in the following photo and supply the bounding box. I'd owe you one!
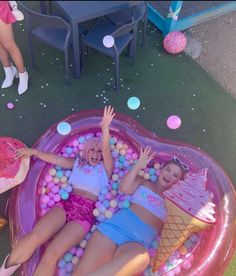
[0,255,21,276]
[1,65,19,89]
[18,70,28,95]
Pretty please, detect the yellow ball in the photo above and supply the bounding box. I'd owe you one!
[105,210,113,219]
[112,174,119,181]
[154,163,161,170]
[120,149,126,155]
[53,177,60,184]
[49,168,56,176]
[92,208,100,217]
[143,172,150,180]
[80,240,87,248]
[138,170,144,176]
[179,245,188,255]
[110,199,118,208]
[116,143,123,150]
[60,176,68,183]
[72,256,79,266]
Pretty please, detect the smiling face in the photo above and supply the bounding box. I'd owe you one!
[158,162,183,191]
[83,137,102,166]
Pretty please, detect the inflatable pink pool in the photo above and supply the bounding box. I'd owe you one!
[8,110,236,276]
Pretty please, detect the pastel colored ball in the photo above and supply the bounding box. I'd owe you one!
[105,210,113,219]
[93,208,100,217]
[103,35,114,48]
[80,240,87,248]
[7,102,15,109]
[49,168,56,176]
[163,31,187,54]
[76,248,84,257]
[167,115,182,130]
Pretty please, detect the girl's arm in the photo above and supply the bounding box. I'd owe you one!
[119,146,155,194]
[100,106,115,178]
[15,148,75,169]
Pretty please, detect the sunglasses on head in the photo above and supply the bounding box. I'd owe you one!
[172,156,189,172]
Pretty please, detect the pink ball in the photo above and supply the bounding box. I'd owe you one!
[167,115,182,129]
[41,194,50,204]
[163,31,187,54]
[7,102,15,109]
[53,194,61,202]
[45,175,53,182]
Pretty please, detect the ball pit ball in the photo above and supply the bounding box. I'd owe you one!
[127,96,141,110]
[154,163,161,170]
[167,115,182,130]
[7,102,15,109]
[163,31,187,54]
[103,35,115,48]
[105,210,113,219]
[80,240,87,248]
[57,122,72,135]
[76,248,84,257]
[93,208,100,217]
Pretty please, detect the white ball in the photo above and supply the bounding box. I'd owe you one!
[103,35,115,48]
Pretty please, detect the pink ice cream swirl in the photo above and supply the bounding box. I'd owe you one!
[163,168,216,224]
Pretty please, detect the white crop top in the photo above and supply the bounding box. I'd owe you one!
[131,185,167,222]
[68,158,109,196]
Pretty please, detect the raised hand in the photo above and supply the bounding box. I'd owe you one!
[136,146,155,170]
[15,147,38,159]
[99,105,115,131]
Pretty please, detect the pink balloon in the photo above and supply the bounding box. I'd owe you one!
[167,115,182,129]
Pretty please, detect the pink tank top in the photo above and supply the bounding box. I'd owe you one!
[68,158,109,196]
[0,1,16,24]
[131,185,167,222]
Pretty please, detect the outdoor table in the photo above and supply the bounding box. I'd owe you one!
[55,1,140,78]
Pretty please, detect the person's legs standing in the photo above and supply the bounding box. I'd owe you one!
[0,20,28,94]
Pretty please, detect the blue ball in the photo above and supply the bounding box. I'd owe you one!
[103,200,110,208]
[65,186,72,193]
[122,200,130,208]
[119,156,125,162]
[98,194,105,202]
[149,168,156,175]
[65,263,74,273]
[63,252,73,262]
[112,182,119,190]
[56,170,64,178]
[55,165,62,170]
[66,147,73,154]
[79,136,85,143]
[150,175,158,182]
[127,97,140,110]
[58,259,66,268]
[61,191,69,200]
[65,170,71,177]
[100,186,109,195]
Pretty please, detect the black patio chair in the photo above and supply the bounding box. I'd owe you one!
[105,1,148,47]
[18,2,85,82]
[81,2,146,91]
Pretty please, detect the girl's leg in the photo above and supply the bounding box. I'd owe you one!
[0,41,10,67]
[0,20,25,72]
[33,221,87,276]
[89,242,150,276]
[6,207,66,268]
[72,230,117,276]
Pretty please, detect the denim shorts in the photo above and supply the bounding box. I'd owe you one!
[97,208,158,249]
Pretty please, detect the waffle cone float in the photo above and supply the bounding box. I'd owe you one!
[152,199,210,272]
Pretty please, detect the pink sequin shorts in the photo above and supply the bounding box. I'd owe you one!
[55,193,96,234]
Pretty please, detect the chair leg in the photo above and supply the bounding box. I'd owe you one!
[64,47,70,83]
[141,11,148,47]
[28,35,36,69]
[81,41,86,71]
[114,56,119,91]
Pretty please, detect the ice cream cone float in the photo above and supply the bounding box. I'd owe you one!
[152,169,216,273]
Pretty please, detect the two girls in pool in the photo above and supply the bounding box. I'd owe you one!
[0,104,188,276]
[72,148,188,276]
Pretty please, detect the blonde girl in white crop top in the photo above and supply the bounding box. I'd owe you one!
[7,106,115,276]
[73,146,188,276]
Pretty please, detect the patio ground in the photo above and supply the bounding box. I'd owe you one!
[0,2,235,275]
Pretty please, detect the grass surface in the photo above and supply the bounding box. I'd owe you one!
[0,2,235,274]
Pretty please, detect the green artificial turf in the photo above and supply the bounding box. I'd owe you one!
[0,2,235,274]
